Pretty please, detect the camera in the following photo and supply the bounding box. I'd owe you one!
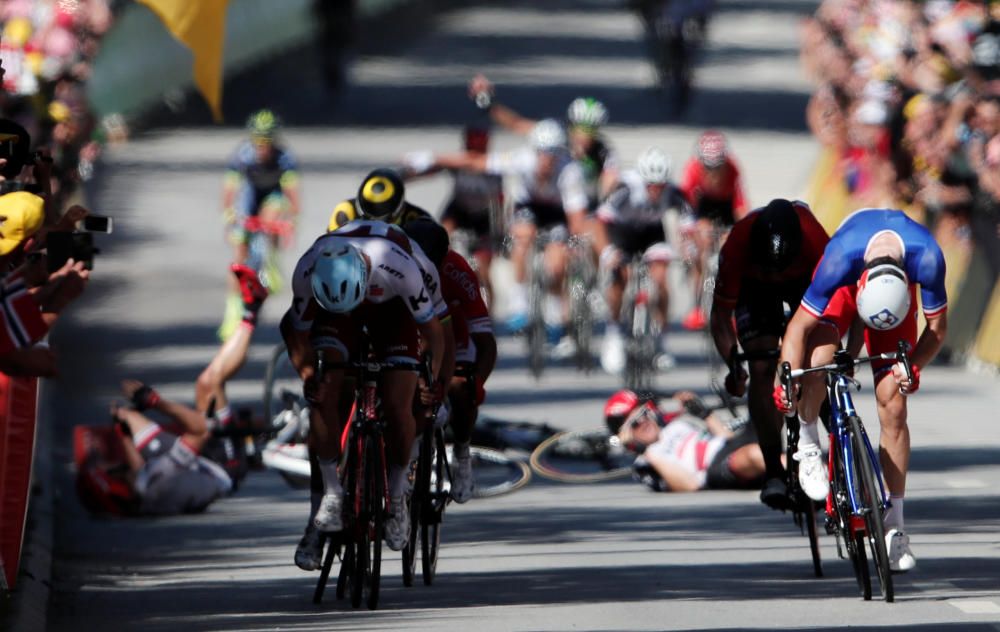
[0,119,31,179]
[47,231,101,272]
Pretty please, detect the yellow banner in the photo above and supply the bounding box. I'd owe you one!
[138,0,230,122]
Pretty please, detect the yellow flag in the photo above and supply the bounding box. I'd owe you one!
[138,0,230,122]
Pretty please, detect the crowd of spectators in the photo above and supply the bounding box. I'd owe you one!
[0,0,118,213]
[801,0,1000,275]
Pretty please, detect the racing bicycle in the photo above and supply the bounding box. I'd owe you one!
[621,254,661,392]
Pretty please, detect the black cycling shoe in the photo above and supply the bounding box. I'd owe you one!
[760,477,791,511]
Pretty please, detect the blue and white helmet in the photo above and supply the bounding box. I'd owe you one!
[529,118,567,152]
[856,262,910,330]
[311,243,368,313]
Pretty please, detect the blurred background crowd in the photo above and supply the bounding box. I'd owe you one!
[802,0,1000,277]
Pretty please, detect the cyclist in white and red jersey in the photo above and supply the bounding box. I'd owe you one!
[594,147,689,375]
[282,219,448,568]
[401,218,497,503]
[678,130,749,330]
[777,208,948,573]
[605,390,765,492]
[411,120,588,352]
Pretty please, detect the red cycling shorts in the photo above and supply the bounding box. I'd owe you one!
[819,284,918,376]
[310,298,421,366]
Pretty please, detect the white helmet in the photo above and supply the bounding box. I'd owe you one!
[856,262,910,330]
[529,119,567,152]
[636,147,671,184]
[566,97,609,128]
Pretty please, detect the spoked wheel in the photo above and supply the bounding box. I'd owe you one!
[529,429,634,483]
[361,439,385,610]
[526,254,546,380]
[313,534,341,604]
[803,498,823,578]
[468,446,532,498]
[421,430,448,585]
[336,539,353,600]
[402,429,432,587]
[570,288,593,373]
[852,530,872,600]
[850,416,894,602]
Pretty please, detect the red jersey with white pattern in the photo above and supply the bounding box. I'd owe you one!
[290,220,446,330]
[642,417,726,489]
[678,157,748,217]
[439,250,492,351]
[714,201,830,309]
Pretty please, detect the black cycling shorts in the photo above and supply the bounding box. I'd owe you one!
[608,221,666,256]
[441,198,491,239]
[696,197,736,226]
[705,428,762,490]
[734,277,810,343]
[513,202,567,231]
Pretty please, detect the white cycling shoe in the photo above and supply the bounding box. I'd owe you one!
[601,329,625,375]
[384,496,410,551]
[294,524,324,571]
[313,492,344,532]
[794,444,829,502]
[451,456,475,504]
[886,528,916,572]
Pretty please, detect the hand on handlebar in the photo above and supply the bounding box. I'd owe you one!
[891,362,920,395]
[773,383,797,415]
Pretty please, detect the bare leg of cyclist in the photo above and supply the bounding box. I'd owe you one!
[473,248,493,307]
[873,372,909,510]
[448,380,478,447]
[649,260,670,330]
[742,335,784,480]
[382,371,420,497]
[195,321,254,418]
[510,221,535,285]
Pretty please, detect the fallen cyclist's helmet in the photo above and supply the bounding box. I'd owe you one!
[856,258,911,331]
[695,130,728,168]
[311,243,369,313]
[247,109,281,140]
[529,118,567,153]
[604,389,640,435]
[637,146,672,184]
[749,199,804,272]
[401,217,450,268]
[357,168,406,221]
[567,97,609,129]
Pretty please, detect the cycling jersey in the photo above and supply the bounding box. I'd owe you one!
[801,208,947,320]
[447,171,504,219]
[576,136,619,208]
[597,170,689,231]
[485,147,589,216]
[678,156,747,224]
[225,141,299,214]
[440,250,492,361]
[714,200,830,310]
[289,221,445,331]
[638,417,727,489]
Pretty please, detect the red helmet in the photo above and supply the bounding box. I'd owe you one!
[696,130,728,169]
[604,389,640,435]
[76,462,138,516]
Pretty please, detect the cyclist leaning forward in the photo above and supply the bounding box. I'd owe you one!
[416,119,589,353]
[677,130,749,331]
[282,193,451,569]
[776,208,948,573]
[594,147,690,375]
[709,198,830,509]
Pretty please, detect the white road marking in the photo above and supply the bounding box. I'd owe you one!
[949,601,1000,614]
[946,479,988,489]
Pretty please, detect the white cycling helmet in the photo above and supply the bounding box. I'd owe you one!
[856,262,910,330]
[311,243,369,313]
[636,146,671,184]
[567,97,609,129]
[529,118,567,152]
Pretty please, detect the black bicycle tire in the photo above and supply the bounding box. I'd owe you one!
[402,428,431,587]
[529,430,633,483]
[336,433,360,602]
[830,431,865,595]
[364,437,385,610]
[421,429,447,585]
[854,530,872,601]
[336,540,352,601]
[850,415,894,602]
[469,446,532,497]
[313,535,339,604]
[805,499,823,578]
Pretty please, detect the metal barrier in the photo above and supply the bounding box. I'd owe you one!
[0,375,39,591]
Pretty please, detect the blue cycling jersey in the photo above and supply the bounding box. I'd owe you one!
[227,140,298,208]
[801,208,947,319]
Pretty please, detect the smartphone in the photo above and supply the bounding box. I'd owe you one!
[83,215,113,234]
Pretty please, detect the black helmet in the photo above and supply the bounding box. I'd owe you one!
[749,199,803,272]
[401,217,449,268]
[357,168,405,221]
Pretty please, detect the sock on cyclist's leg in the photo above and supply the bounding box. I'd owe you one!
[884,494,904,531]
[215,405,233,430]
[453,441,470,460]
[799,417,821,449]
[389,464,409,499]
[310,492,322,521]
[318,459,343,496]
[763,447,784,481]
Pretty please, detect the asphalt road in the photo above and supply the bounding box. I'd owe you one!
[43,0,1000,630]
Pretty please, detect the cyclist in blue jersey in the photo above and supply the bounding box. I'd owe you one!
[776,208,948,574]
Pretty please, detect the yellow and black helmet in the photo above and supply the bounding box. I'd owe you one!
[357,168,405,221]
[327,199,359,232]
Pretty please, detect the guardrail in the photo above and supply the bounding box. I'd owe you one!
[0,376,39,591]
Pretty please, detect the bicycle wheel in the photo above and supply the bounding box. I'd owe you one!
[786,421,823,577]
[336,540,353,601]
[362,437,385,610]
[529,429,633,483]
[849,415,894,602]
[804,499,823,578]
[853,531,872,600]
[313,535,340,604]
[469,446,532,498]
[402,430,430,587]
[526,254,546,379]
[421,429,448,585]
[829,431,867,596]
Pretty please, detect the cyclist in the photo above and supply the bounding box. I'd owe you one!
[709,199,830,509]
[776,208,948,573]
[677,130,749,331]
[604,389,765,492]
[468,74,620,208]
[411,119,589,353]
[402,126,504,303]
[282,222,448,568]
[594,147,689,375]
[401,218,497,502]
[220,109,300,339]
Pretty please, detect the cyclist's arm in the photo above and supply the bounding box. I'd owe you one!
[280,309,316,381]
[560,164,590,236]
[846,316,865,357]
[417,317,445,380]
[439,315,456,388]
[643,449,701,492]
[911,310,947,369]
[729,163,750,220]
[470,331,497,382]
[709,302,739,366]
[487,101,536,136]
[430,152,489,173]
[704,413,736,439]
[222,170,242,221]
[779,307,822,378]
[280,170,302,217]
